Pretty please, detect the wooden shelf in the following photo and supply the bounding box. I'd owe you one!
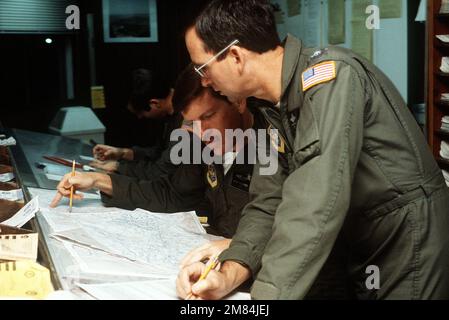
[436,71,449,77]
[436,40,449,48]
[437,157,449,169]
[437,129,449,139]
[437,100,449,107]
[428,0,449,159]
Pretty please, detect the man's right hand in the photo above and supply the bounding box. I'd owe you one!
[176,260,251,300]
[50,172,97,208]
[93,145,133,161]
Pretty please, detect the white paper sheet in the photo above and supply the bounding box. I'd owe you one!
[49,210,218,273]
[0,172,14,183]
[0,137,16,147]
[0,189,23,201]
[28,187,122,214]
[77,279,251,300]
[2,197,39,228]
[63,242,173,280]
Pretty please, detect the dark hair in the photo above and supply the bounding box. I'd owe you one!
[194,0,280,58]
[172,64,229,114]
[128,69,171,112]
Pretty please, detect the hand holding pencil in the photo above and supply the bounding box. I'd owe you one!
[185,255,220,300]
[69,160,76,213]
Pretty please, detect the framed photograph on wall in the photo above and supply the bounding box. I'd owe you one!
[102,0,158,43]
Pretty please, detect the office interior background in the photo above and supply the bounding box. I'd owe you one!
[0,0,426,149]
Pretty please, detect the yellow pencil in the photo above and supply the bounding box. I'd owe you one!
[69,160,75,213]
[185,255,220,300]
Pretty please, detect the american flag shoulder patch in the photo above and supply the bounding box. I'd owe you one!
[301,61,337,92]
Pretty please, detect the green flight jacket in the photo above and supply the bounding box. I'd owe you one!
[220,35,449,300]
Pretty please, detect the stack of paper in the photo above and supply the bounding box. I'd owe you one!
[443,170,449,187]
[76,279,250,300]
[442,93,449,102]
[0,137,16,147]
[441,141,449,160]
[28,187,233,300]
[441,116,449,132]
[437,35,449,43]
[441,57,449,73]
[441,0,449,14]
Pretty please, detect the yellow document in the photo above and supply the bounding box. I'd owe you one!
[0,260,54,299]
[91,86,106,109]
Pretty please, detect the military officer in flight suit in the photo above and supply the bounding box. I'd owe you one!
[177,0,449,300]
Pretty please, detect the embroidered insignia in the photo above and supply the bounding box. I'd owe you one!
[310,48,328,60]
[206,165,218,189]
[268,125,286,154]
[302,61,336,92]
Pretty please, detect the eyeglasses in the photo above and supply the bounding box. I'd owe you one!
[194,39,240,78]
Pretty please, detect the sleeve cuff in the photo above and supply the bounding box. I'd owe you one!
[219,243,264,276]
[100,174,135,210]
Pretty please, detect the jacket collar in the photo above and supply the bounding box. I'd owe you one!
[280,34,307,113]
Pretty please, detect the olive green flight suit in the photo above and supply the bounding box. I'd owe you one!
[220,35,449,300]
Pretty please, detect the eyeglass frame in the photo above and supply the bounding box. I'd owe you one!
[194,39,240,78]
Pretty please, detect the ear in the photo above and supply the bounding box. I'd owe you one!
[150,99,161,108]
[228,46,245,75]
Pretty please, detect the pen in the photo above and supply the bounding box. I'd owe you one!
[186,255,220,300]
[69,160,75,213]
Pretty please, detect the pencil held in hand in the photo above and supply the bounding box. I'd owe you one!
[186,255,220,300]
[69,160,75,213]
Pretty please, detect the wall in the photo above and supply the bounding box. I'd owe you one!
[0,0,209,148]
[272,0,409,103]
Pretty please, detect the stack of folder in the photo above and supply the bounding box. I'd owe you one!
[441,140,449,160]
[441,93,449,102]
[441,0,449,14]
[441,116,449,132]
[437,35,449,43]
[441,57,449,73]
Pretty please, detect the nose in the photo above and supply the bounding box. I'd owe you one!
[201,76,212,87]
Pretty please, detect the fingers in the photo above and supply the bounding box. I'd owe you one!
[176,262,206,299]
[89,160,103,170]
[93,145,108,160]
[191,270,220,296]
[50,174,85,208]
[180,239,232,269]
[180,243,211,268]
[50,192,63,208]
